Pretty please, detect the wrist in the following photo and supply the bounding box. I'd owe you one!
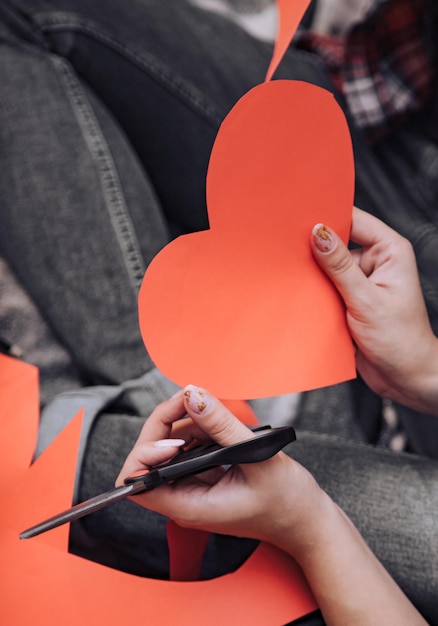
[268,482,339,561]
[279,495,427,625]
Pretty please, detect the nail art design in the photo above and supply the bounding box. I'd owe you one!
[312,223,337,253]
[184,385,212,414]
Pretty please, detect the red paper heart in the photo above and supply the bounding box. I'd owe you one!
[139,80,355,399]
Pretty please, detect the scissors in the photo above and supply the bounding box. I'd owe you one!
[20,425,296,540]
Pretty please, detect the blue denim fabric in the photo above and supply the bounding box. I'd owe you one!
[0,1,437,622]
[0,14,168,384]
[2,0,335,230]
[0,0,334,384]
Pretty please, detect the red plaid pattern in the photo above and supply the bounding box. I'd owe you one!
[296,0,435,143]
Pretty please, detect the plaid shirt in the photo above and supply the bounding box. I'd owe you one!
[296,0,435,143]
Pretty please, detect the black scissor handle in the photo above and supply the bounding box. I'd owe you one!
[20,426,296,539]
[125,426,296,491]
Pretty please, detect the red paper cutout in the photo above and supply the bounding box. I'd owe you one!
[1,2,351,621]
[0,355,39,485]
[265,0,312,81]
[1,355,318,625]
[167,520,211,581]
[139,80,355,399]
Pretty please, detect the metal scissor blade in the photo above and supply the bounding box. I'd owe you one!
[20,480,146,540]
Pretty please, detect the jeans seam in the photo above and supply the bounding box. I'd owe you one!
[49,53,146,292]
[34,12,224,127]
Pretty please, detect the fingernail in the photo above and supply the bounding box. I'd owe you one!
[184,385,213,414]
[312,224,337,253]
[154,438,186,448]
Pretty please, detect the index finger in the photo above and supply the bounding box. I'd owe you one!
[350,206,398,248]
[130,390,188,447]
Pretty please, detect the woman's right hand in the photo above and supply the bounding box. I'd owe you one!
[116,385,326,553]
[311,206,438,415]
[116,385,427,625]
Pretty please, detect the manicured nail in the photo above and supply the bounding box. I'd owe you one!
[154,438,185,448]
[312,224,337,253]
[184,385,213,414]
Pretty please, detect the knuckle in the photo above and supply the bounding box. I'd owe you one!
[328,248,354,276]
[398,235,414,258]
[387,230,413,257]
[204,410,250,445]
[207,416,237,440]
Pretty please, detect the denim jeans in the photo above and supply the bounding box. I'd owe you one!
[78,404,438,623]
[0,1,437,622]
[0,0,335,385]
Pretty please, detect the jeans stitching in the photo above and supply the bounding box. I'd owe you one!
[34,12,224,127]
[49,54,146,292]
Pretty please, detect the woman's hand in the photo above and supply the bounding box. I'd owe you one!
[117,385,427,625]
[116,384,326,551]
[311,206,438,415]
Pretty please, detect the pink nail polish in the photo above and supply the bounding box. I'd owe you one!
[184,385,212,414]
[154,438,185,448]
[312,223,337,253]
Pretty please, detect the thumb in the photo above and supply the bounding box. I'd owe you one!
[310,223,370,312]
[183,385,254,446]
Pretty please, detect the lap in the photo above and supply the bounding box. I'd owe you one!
[72,396,438,621]
[1,3,436,619]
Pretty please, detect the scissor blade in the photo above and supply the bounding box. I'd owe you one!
[20,481,145,540]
